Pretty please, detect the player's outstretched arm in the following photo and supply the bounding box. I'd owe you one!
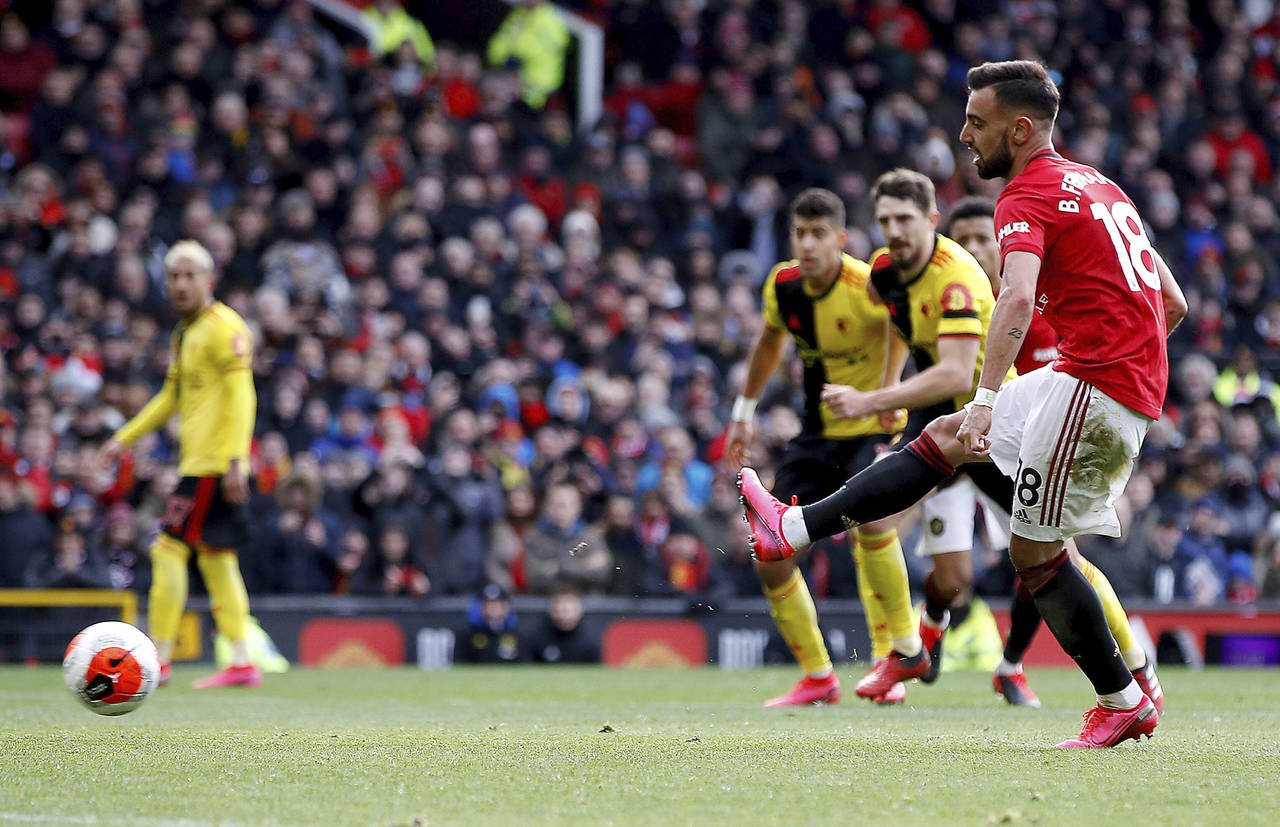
[1153,250,1187,335]
[108,377,177,455]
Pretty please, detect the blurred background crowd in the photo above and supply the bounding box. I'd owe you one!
[2,0,1280,609]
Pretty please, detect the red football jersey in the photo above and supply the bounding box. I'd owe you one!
[995,151,1168,419]
[1014,311,1059,374]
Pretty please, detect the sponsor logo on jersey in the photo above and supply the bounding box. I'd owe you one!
[997,221,1031,244]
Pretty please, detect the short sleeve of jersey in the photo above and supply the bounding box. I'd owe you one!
[215,316,253,373]
[994,186,1049,267]
[761,263,786,331]
[935,278,984,338]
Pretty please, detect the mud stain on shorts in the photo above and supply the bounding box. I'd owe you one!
[1069,415,1130,492]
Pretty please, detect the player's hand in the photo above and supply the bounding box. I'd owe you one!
[97,438,125,472]
[223,460,250,504]
[878,408,906,432]
[724,420,754,470]
[821,384,877,420]
[957,405,993,457]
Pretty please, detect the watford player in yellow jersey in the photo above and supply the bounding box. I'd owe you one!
[725,189,921,706]
[98,240,261,689]
[820,169,1019,696]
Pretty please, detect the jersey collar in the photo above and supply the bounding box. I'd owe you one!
[900,235,939,287]
[803,253,845,300]
[179,300,217,330]
[1028,149,1060,165]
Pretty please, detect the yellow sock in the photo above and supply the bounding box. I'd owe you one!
[197,545,251,646]
[764,568,831,676]
[856,528,918,650]
[852,537,892,660]
[148,534,190,659]
[1079,557,1143,669]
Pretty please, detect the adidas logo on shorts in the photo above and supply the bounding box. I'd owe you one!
[1013,508,1032,523]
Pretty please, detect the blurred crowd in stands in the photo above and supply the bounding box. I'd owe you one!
[2,0,1280,608]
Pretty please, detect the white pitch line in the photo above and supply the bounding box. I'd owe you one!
[0,813,315,827]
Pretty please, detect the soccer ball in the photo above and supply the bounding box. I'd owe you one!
[62,621,160,716]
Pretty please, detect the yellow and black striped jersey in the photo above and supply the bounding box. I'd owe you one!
[762,252,899,439]
[868,234,1016,420]
[115,301,256,477]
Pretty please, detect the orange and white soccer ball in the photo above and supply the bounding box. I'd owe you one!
[62,621,160,716]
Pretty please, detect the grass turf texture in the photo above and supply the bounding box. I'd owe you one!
[2,666,1278,826]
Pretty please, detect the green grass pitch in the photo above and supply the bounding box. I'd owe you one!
[2,665,1279,826]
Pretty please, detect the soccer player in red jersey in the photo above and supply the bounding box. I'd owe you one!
[949,196,1163,712]
[740,60,1185,747]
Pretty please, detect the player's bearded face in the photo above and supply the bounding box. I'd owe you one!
[961,88,1016,180]
[875,196,936,273]
[975,131,1014,179]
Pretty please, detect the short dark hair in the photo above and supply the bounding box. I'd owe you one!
[966,60,1060,124]
[948,195,996,226]
[790,188,845,229]
[871,168,936,215]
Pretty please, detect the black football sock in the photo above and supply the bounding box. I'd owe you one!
[1021,550,1130,695]
[802,433,955,541]
[949,600,971,629]
[1002,577,1041,664]
[923,571,951,624]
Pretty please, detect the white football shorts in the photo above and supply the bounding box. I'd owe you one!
[985,366,1151,543]
[916,476,1012,556]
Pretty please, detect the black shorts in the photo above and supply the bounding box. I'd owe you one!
[161,475,251,550]
[772,434,893,505]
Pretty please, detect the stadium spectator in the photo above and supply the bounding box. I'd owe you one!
[523,481,611,595]
[358,520,431,598]
[526,587,600,663]
[0,473,50,586]
[487,483,537,593]
[364,0,435,67]
[456,582,521,663]
[424,440,505,595]
[0,13,57,114]
[24,525,111,590]
[101,502,148,592]
[486,0,570,110]
[265,467,344,594]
